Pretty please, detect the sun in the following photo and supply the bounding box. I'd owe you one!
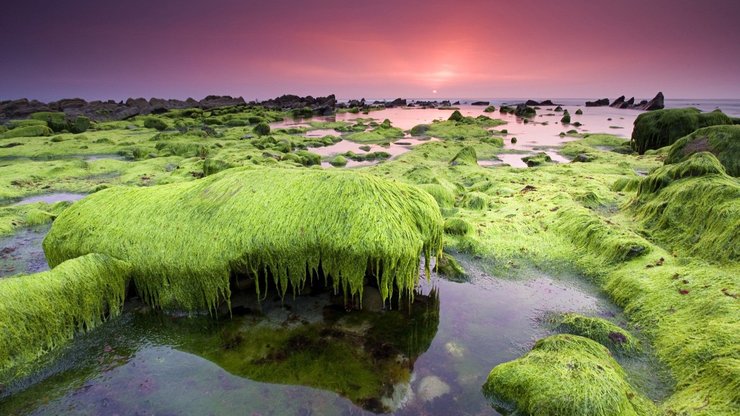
[432,90,438,94]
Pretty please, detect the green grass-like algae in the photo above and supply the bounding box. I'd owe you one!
[43,167,444,311]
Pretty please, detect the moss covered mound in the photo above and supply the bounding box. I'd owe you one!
[483,334,656,416]
[632,152,739,262]
[44,167,444,311]
[665,125,740,177]
[554,313,640,355]
[0,254,131,374]
[630,108,732,154]
[450,146,478,166]
[0,125,53,139]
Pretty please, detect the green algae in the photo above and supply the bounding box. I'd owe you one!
[522,152,552,167]
[0,254,131,375]
[345,120,403,144]
[631,108,733,154]
[665,124,740,176]
[553,313,640,355]
[483,334,657,416]
[444,218,473,236]
[43,167,444,312]
[631,152,739,263]
[0,125,53,139]
[449,146,478,166]
[329,155,348,167]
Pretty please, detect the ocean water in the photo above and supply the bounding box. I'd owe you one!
[355,98,740,117]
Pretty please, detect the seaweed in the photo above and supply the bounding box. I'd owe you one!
[630,108,732,154]
[43,167,444,311]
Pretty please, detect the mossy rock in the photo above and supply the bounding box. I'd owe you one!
[448,110,465,122]
[0,124,53,139]
[450,146,478,166]
[665,125,740,177]
[484,105,496,113]
[444,218,473,236]
[435,253,468,282]
[522,152,552,167]
[253,122,271,136]
[143,117,169,131]
[554,313,640,355]
[329,155,348,167]
[630,108,732,154]
[575,109,583,115]
[0,254,131,373]
[561,111,571,124]
[44,168,444,311]
[483,334,656,416]
[632,152,739,262]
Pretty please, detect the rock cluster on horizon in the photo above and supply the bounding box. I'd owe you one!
[586,92,664,110]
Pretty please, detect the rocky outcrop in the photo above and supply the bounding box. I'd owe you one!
[525,99,556,106]
[0,94,340,122]
[587,92,664,111]
[471,101,490,106]
[586,98,610,107]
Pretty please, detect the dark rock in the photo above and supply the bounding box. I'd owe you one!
[610,96,626,108]
[515,104,536,118]
[471,101,490,106]
[586,98,610,107]
[636,92,664,111]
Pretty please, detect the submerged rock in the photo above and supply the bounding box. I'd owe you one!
[417,375,451,402]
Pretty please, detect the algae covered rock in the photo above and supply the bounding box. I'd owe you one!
[449,146,478,166]
[632,152,739,262]
[522,152,552,167]
[0,124,53,139]
[554,313,640,355]
[444,218,473,236]
[448,110,465,122]
[483,334,656,416]
[435,252,468,282]
[630,108,732,154]
[0,254,131,373]
[43,167,444,311]
[665,125,740,177]
[329,155,348,167]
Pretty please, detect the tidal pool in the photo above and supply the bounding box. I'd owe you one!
[0,226,49,277]
[11,193,86,206]
[0,254,670,415]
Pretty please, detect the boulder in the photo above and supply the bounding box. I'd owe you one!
[471,101,489,106]
[586,98,609,107]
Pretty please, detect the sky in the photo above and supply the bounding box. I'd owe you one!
[1,0,738,101]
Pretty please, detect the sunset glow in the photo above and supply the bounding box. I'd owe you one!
[1,0,738,100]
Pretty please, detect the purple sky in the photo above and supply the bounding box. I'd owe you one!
[1,0,738,101]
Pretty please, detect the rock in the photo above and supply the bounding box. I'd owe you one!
[445,342,464,358]
[631,108,733,153]
[515,104,536,118]
[416,376,451,402]
[610,95,626,108]
[637,92,664,111]
[361,286,384,311]
[522,152,552,167]
[525,99,555,106]
[572,153,595,163]
[386,98,407,108]
[471,101,490,106]
[586,98,609,107]
[619,97,635,109]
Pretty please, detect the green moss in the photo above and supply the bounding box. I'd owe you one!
[448,110,465,122]
[631,153,739,262]
[665,125,740,177]
[329,155,348,167]
[0,254,131,375]
[345,122,404,144]
[0,125,53,139]
[483,334,656,416]
[630,108,732,154]
[143,117,169,131]
[554,313,640,355]
[461,191,488,210]
[450,146,478,166]
[435,253,468,282]
[484,105,496,113]
[522,152,552,167]
[43,168,444,311]
[444,218,473,236]
[418,183,456,208]
[254,122,271,136]
[611,177,640,192]
[294,150,321,166]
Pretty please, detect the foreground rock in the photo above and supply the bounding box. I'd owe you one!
[665,125,740,176]
[630,107,733,153]
[483,335,656,415]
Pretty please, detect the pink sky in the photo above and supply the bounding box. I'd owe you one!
[1,0,738,100]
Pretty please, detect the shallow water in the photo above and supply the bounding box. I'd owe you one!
[0,255,670,415]
[275,104,638,166]
[12,192,86,206]
[0,226,49,277]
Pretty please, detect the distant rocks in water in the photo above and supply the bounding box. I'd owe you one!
[525,99,556,106]
[585,92,664,111]
[515,104,536,118]
[471,101,490,106]
[259,94,337,116]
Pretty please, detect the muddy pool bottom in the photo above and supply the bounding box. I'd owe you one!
[0,257,671,415]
